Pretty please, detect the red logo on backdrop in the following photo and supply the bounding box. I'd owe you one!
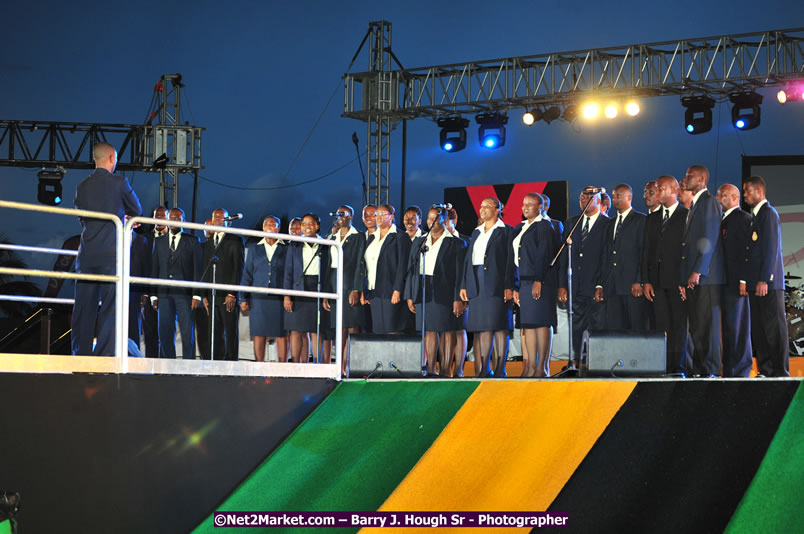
[466,182,547,226]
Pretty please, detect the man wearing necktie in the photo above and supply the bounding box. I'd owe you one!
[150,208,202,359]
[595,184,647,330]
[679,165,725,377]
[558,187,611,364]
[201,208,245,360]
[642,176,689,376]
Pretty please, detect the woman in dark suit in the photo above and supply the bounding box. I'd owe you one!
[283,213,330,363]
[323,205,365,377]
[513,194,557,377]
[459,197,516,377]
[404,206,466,376]
[361,204,411,333]
[240,215,288,362]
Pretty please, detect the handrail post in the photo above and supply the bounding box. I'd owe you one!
[120,218,133,373]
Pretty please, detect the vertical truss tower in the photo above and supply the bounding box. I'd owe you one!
[364,21,394,207]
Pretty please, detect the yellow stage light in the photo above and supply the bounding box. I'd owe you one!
[625,101,640,116]
[582,102,600,120]
[604,103,618,119]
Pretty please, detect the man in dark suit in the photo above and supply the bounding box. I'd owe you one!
[71,143,141,356]
[558,187,611,363]
[201,208,245,360]
[717,184,753,377]
[595,184,646,330]
[151,208,201,359]
[742,176,789,377]
[642,176,689,376]
[679,165,724,377]
[140,206,167,357]
[193,218,214,360]
[129,224,151,350]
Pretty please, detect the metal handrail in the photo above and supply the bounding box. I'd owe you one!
[0,243,78,256]
[122,216,344,377]
[0,199,125,359]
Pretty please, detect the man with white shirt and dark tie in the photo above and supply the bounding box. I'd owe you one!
[595,184,646,330]
[201,208,245,360]
[558,187,611,364]
[151,208,202,359]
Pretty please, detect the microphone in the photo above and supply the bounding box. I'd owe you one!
[224,213,243,222]
[389,361,405,377]
[366,361,382,379]
[431,203,453,210]
[584,187,606,194]
[329,211,348,217]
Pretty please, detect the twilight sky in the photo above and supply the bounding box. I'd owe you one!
[1,0,803,286]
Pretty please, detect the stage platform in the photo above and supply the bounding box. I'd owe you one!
[1,371,802,533]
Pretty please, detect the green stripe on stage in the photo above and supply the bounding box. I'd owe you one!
[726,382,804,534]
[0,519,10,534]
[193,380,478,533]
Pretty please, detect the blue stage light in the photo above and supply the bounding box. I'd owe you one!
[482,135,500,149]
[729,91,762,131]
[735,119,746,129]
[437,116,469,153]
[475,111,508,149]
[686,124,695,133]
[681,95,714,135]
[442,141,454,151]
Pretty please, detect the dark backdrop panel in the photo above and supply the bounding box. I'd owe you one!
[0,374,337,534]
[445,180,568,236]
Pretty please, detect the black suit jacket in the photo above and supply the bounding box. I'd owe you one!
[152,232,202,297]
[645,204,688,289]
[559,214,610,297]
[461,223,516,298]
[201,233,245,299]
[514,219,554,287]
[720,208,752,292]
[364,228,411,297]
[405,234,465,305]
[599,209,646,296]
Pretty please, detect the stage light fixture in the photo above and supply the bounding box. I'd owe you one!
[37,168,65,206]
[625,100,640,116]
[476,111,508,149]
[563,104,578,122]
[681,95,715,135]
[542,106,561,124]
[604,103,618,119]
[777,85,804,104]
[437,116,470,153]
[729,91,762,131]
[582,102,600,120]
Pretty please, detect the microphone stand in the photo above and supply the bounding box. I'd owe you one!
[419,238,429,377]
[550,195,597,376]
[210,257,219,361]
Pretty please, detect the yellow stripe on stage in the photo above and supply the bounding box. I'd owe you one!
[365,380,636,533]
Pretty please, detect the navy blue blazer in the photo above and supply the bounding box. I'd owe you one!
[558,214,610,297]
[744,202,785,290]
[720,208,751,292]
[461,223,516,299]
[151,232,202,297]
[680,189,724,285]
[599,209,646,296]
[513,219,554,289]
[404,234,465,304]
[241,240,288,302]
[364,229,411,297]
[74,168,141,272]
[283,241,331,293]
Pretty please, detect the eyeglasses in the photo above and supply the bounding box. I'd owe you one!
[375,212,390,217]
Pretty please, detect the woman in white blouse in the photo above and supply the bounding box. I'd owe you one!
[459,197,516,377]
[361,204,411,333]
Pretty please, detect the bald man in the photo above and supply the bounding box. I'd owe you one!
[72,142,142,356]
[717,184,753,377]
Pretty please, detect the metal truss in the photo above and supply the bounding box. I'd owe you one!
[0,120,202,172]
[1,74,203,211]
[363,21,395,206]
[344,28,804,120]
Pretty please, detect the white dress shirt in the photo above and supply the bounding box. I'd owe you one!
[512,216,541,267]
[419,231,452,275]
[364,224,397,290]
[472,218,506,265]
